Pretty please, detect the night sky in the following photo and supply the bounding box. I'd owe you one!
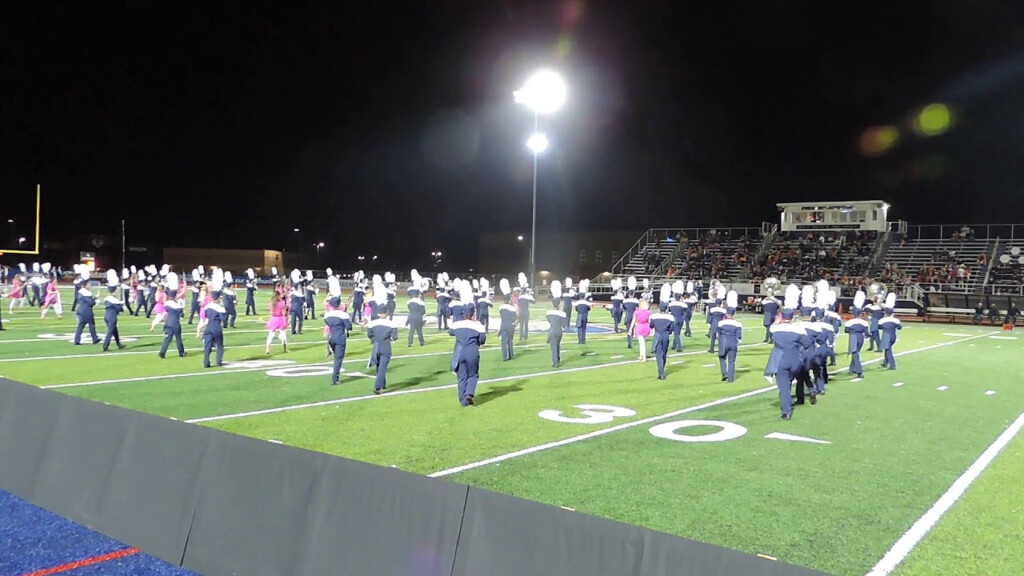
[4,2,1024,270]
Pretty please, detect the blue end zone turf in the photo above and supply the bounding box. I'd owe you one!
[0,490,195,576]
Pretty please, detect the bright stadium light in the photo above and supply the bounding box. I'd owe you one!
[526,133,549,154]
[514,70,567,115]
[514,69,567,289]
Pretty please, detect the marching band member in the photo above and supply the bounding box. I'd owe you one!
[195,282,211,339]
[72,269,99,345]
[717,290,743,382]
[866,293,884,352]
[517,273,534,342]
[40,264,63,319]
[650,284,675,380]
[159,273,187,359]
[844,291,869,378]
[574,279,593,344]
[435,272,450,330]
[547,280,566,367]
[450,281,486,406]
[608,278,624,333]
[498,278,517,361]
[683,282,698,337]
[824,291,842,366]
[799,285,815,318]
[476,278,493,332]
[149,284,168,332]
[325,275,353,385]
[367,280,398,395]
[641,278,653,305]
[201,269,227,368]
[102,269,127,351]
[8,264,28,313]
[384,272,397,321]
[350,271,365,324]
[668,280,686,352]
[187,270,202,324]
[120,269,134,316]
[407,269,427,347]
[245,268,258,315]
[222,272,238,328]
[769,285,812,420]
[623,276,639,349]
[71,264,83,313]
[265,288,289,354]
[304,270,317,320]
[28,263,42,307]
[289,269,305,335]
[760,280,781,343]
[562,277,575,332]
[880,292,902,370]
[706,285,726,354]
[812,281,836,394]
[449,278,465,322]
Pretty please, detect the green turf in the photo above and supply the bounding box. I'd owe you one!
[2,288,1023,576]
[893,423,1024,576]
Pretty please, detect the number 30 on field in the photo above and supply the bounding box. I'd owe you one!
[538,404,748,443]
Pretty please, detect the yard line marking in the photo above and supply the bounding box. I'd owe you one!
[428,333,989,478]
[864,409,1024,576]
[184,343,769,423]
[942,333,973,337]
[989,335,1016,340]
[670,360,684,365]
[937,386,948,391]
[0,329,273,344]
[428,386,778,478]
[985,390,996,396]
[610,355,624,359]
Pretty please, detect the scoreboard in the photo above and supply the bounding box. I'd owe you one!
[776,200,889,233]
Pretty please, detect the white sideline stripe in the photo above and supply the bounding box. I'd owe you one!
[864,409,1024,576]
[427,333,989,478]
[182,342,770,423]
[39,334,623,390]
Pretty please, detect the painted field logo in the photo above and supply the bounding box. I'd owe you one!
[222,360,295,370]
[649,420,748,443]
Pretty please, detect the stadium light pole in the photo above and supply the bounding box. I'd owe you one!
[515,69,566,289]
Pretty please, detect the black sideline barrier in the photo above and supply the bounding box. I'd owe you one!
[0,378,832,576]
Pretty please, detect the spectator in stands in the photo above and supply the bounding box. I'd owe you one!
[988,304,1002,325]
[973,302,984,324]
[1005,302,1020,326]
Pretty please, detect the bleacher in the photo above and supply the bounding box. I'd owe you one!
[989,245,1024,289]
[620,239,676,277]
[663,233,755,281]
[882,237,993,292]
[749,231,877,287]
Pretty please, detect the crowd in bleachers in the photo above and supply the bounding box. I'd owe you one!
[665,231,754,280]
[748,231,876,293]
[912,248,978,290]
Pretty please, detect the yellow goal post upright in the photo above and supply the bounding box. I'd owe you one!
[0,184,42,256]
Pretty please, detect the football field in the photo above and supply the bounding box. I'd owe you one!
[2,289,1022,576]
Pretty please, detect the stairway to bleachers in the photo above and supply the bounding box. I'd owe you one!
[620,239,676,277]
[882,238,993,292]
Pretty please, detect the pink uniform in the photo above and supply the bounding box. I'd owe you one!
[633,309,652,338]
[152,291,167,315]
[44,280,59,305]
[198,294,212,320]
[266,300,288,331]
